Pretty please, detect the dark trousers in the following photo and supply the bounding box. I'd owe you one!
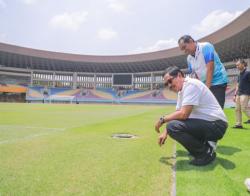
[210,83,227,109]
[167,119,228,158]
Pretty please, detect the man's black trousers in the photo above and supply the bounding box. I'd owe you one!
[167,118,228,158]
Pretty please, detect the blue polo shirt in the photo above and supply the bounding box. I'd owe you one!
[187,42,228,86]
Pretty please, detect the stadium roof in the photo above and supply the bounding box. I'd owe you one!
[0,8,249,73]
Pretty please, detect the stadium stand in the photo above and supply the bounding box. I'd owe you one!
[0,9,249,104]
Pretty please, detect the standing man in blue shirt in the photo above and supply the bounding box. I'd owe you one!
[178,35,228,109]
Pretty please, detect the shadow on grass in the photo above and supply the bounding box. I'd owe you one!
[176,150,189,157]
[175,149,236,171]
[231,127,250,131]
[216,145,241,155]
[163,147,239,171]
[159,156,175,166]
[176,156,235,171]
[176,145,241,157]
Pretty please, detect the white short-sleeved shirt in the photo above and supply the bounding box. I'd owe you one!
[176,77,228,122]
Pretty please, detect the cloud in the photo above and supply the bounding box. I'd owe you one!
[97,28,118,40]
[132,39,178,54]
[21,0,39,5]
[192,10,243,37]
[107,0,127,13]
[0,0,6,8]
[49,11,88,31]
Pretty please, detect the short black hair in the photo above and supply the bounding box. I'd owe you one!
[178,35,195,44]
[236,59,248,67]
[163,66,184,77]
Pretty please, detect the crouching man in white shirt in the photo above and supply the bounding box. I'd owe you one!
[155,66,228,166]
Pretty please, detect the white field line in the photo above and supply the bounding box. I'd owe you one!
[0,125,66,145]
[0,125,65,131]
[171,143,176,196]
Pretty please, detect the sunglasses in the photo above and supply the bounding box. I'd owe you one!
[164,76,175,87]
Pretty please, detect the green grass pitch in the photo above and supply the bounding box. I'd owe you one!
[0,103,250,195]
[0,103,174,195]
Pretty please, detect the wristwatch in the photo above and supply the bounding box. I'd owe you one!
[159,116,165,124]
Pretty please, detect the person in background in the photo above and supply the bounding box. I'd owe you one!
[233,59,250,129]
[178,35,228,109]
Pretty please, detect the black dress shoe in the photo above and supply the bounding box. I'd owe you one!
[189,147,216,166]
[244,120,250,124]
[232,125,243,129]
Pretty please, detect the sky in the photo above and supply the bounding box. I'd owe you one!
[0,0,249,55]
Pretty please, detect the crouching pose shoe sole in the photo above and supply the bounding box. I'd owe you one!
[189,151,216,166]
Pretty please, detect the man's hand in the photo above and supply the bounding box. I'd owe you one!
[233,95,236,103]
[155,118,164,133]
[158,130,168,146]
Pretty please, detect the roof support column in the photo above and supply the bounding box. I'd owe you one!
[30,70,33,87]
[132,73,134,90]
[94,74,96,89]
[73,72,77,89]
[53,72,55,87]
[151,72,153,90]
